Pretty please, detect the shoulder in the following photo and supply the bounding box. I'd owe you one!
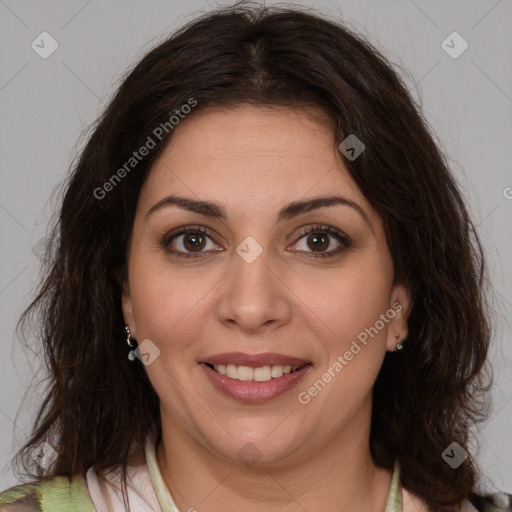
[402,484,511,512]
[0,475,96,512]
[0,481,40,511]
[468,492,512,512]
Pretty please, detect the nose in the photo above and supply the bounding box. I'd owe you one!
[216,245,292,335]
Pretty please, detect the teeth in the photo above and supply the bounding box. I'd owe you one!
[213,364,302,382]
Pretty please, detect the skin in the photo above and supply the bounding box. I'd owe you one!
[122,105,414,512]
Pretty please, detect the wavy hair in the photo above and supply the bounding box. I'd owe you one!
[11,2,496,511]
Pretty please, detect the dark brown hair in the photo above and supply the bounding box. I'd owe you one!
[9,2,499,510]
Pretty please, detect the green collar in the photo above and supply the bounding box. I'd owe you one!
[385,461,402,511]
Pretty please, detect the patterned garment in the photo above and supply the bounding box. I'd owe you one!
[1,437,511,511]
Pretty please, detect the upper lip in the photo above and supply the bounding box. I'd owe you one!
[200,352,310,367]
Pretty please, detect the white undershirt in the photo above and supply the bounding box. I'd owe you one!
[85,436,179,512]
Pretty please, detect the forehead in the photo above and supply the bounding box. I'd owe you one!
[138,105,375,223]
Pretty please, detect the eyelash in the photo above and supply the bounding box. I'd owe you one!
[160,224,352,260]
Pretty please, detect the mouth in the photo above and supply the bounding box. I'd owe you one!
[204,362,308,382]
[198,353,313,403]
[199,351,311,382]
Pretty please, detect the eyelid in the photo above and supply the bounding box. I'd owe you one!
[292,223,351,245]
[288,224,352,258]
[160,225,219,254]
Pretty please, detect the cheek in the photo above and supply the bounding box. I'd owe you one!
[293,258,392,348]
[293,268,391,418]
[128,255,212,344]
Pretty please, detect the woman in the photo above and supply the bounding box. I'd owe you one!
[0,3,510,512]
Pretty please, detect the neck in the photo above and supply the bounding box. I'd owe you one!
[156,402,393,512]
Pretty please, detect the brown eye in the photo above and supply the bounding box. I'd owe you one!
[289,224,351,259]
[306,232,330,252]
[182,232,206,252]
[162,226,222,258]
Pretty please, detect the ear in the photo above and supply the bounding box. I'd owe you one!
[121,278,137,339]
[385,282,412,352]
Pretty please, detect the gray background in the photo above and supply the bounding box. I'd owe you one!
[1,0,511,494]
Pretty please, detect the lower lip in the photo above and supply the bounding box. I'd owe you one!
[200,363,312,403]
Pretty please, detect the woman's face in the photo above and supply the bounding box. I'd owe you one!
[122,105,411,465]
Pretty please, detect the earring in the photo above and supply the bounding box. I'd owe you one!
[395,333,403,352]
[125,325,136,361]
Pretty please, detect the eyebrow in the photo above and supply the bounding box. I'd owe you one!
[146,194,371,227]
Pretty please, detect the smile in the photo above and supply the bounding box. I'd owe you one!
[200,362,312,403]
[207,363,305,382]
